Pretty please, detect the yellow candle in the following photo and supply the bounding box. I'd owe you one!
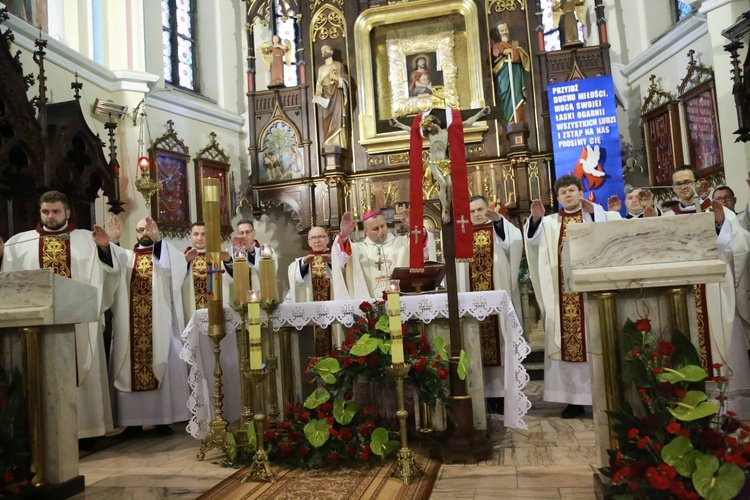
[259,255,278,303]
[351,181,359,217]
[232,257,249,305]
[387,286,404,364]
[247,298,262,370]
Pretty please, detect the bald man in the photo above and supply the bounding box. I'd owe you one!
[108,217,191,435]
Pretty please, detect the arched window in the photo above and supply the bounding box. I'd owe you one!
[540,0,585,52]
[162,0,198,91]
[274,1,298,87]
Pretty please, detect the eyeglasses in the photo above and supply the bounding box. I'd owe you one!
[237,230,255,236]
[308,235,328,241]
[714,196,736,202]
[135,228,147,233]
[673,180,695,187]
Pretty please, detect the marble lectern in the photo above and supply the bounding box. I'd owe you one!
[0,269,99,498]
[560,213,727,495]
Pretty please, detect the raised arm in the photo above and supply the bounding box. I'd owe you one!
[463,106,490,127]
[388,117,411,132]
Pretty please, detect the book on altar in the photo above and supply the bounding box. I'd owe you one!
[390,261,445,294]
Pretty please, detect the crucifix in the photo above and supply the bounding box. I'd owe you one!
[411,225,422,243]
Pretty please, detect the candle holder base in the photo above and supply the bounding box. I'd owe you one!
[197,418,230,461]
[241,449,275,484]
[391,446,423,485]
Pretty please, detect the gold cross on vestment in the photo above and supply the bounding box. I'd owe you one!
[456,216,470,233]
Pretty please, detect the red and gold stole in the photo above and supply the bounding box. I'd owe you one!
[129,246,158,392]
[36,222,75,278]
[671,199,714,371]
[557,210,587,362]
[310,249,332,356]
[470,222,501,366]
[186,248,209,310]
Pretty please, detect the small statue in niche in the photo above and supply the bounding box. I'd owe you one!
[312,45,349,150]
[260,34,292,88]
[553,0,587,49]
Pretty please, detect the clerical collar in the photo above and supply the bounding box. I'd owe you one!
[628,211,644,218]
[562,206,583,214]
[309,248,330,255]
[364,235,391,247]
[36,221,74,235]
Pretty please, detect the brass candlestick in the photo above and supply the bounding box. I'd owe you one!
[196,321,230,461]
[385,362,423,485]
[260,299,281,422]
[231,300,253,428]
[242,369,275,484]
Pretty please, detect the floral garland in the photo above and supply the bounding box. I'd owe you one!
[601,318,750,499]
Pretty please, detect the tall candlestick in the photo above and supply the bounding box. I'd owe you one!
[258,245,278,304]
[247,290,262,370]
[387,280,404,364]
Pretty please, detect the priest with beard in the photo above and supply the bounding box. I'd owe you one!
[455,195,523,413]
[331,210,435,299]
[665,166,750,417]
[107,216,191,434]
[287,226,334,356]
[0,190,120,442]
[524,175,621,418]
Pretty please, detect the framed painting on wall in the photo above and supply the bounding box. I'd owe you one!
[681,82,722,176]
[194,133,232,238]
[149,121,191,238]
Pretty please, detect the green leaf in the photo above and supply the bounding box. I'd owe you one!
[693,454,746,500]
[668,391,718,421]
[303,418,331,448]
[457,350,470,380]
[378,339,391,354]
[375,315,390,332]
[313,357,340,384]
[350,333,379,356]
[370,427,393,457]
[245,421,257,452]
[304,388,331,409]
[226,431,238,462]
[670,330,702,369]
[333,398,362,425]
[661,435,699,477]
[658,365,708,383]
[433,337,449,360]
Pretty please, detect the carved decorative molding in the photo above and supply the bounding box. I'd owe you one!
[641,74,675,114]
[383,181,399,207]
[310,0,343,15]
[388,153,409,165]
[468,144,485,156]
[367,156,384,166]
[311,6,346,42]
[196,132,230,163]
[677,49,714,96]
[487,0,525,14]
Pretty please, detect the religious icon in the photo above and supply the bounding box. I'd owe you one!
[260,34,292,88]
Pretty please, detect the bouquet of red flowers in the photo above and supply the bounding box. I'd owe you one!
[602,318,750,499]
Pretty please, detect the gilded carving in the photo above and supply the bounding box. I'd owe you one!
[387,32,459,116]
[311,6,346,42]
[502,163,517,204]
[527,160,540,202]
[487,0,525,13]
[387,153,410,165]
[310,0,343,14]
[368,156,384,166]
[383,182,399,207]
[468,144,485,155]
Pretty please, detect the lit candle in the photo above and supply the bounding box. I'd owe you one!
[247,290,262,370]
[258,244,278,303]
[387,280,404,364]
[232,248,250,306]
[351,181,359,217]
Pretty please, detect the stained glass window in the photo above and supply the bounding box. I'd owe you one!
[162,0,197,91]
[540,0,585,52]
[275,2,298,87]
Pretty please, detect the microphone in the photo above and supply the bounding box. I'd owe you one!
[3,233,71,247]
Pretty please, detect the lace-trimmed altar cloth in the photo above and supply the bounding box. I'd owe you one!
[180,290,531,438]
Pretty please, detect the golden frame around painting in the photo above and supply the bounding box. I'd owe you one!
[354,0,487,154]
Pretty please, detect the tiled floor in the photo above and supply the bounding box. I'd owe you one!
[73,383,598,499]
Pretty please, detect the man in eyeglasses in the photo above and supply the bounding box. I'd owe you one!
[667,165,750,417]
[287,226,336,356]
[225,219,276,297]
[713,185,749,232]
[106,216,191,436]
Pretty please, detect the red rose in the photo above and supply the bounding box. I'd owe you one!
[357,317,367,325]
[281,420,292,429]
[343,357,354,368]
[419,343,431,354]
[636,437,649,449]
[404,342,415,353]
[359,301,372,313]
[357,356,367,365]
[414,362,426,373]
[657,341,675,357]
[330,352,340,360]
[635,318,651,332]
[437,368,449,379]
[652,442,661,452]
[329,427,339,436]
[318,412,325,419]
[667,422,680,434]
[327,416,335,425]
[340,428,353,440]
[368,317,376,328]
[627,428,639,439]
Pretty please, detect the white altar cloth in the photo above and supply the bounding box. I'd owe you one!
[180,290,531,439]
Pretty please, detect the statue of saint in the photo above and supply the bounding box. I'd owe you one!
[492,22,531,125]
[389,107,490,223]
[260,35,292,88]
[313,45,349,149]
[553,0,586,49]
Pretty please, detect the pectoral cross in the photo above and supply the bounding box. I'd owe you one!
[411,225,422,244]
[456,215,470,233]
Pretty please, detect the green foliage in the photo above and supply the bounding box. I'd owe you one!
[457,350,470,380]
[369,427,400,458]
[692,454,745,500]
[667,391,718,422]
[349,333,379,356]
[333,399,361,425]
[313,358,340,384]
[304,388,331,409]
[303,419,331,448]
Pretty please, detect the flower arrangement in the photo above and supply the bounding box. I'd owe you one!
[602,318,750,500]
[0,367,32,497]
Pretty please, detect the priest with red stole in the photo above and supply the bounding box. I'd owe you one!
[455,195,523,410]
[0,190,121,441]
[524,175,621,419]
[108,216,191,434]
[287,226,335,356]
[665,165,750,417]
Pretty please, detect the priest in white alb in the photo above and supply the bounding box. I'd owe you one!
[456,195,523,409]
[108,216,191,434]
[524,175,621,419]
[0,190,120,441]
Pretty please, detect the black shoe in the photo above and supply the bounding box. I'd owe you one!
[561,404,585,419]
[155,424,174,436]
[486,397,505,414]
[78,437,101,451]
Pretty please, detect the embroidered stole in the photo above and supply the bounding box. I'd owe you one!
[129,247,158,392]
[470,223,501,366]
[557,211,587,362]
[189,250,209,310]
[36,222,74,278]
[310,252,333,356]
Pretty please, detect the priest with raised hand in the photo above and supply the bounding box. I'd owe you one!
[665,165,750,417]
[0,190,120,442]
[331,210,434,299]
[107,216,191,435]
[455,195,523,411]
[524,174,621,419]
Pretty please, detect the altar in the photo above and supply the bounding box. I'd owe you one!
[181,290,530,439]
